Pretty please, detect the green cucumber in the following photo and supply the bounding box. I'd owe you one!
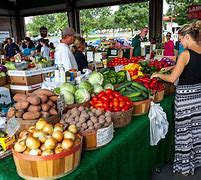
[119,87,126,93]
[141,91,148,98]
[131,82,148,93]
[130,96,146,102]
[121,91,134,96]
[115,81,132,91]
[125,87,135,92]
[127,92,141,98]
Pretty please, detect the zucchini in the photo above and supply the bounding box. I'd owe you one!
[115,81,132,91]
[130,96,146,102]
[121,91,134,96]
[131,82,148,93]
[119,87,126,93]
[125,87,135,92]
[127,92,141,98]
[141,91,148,98]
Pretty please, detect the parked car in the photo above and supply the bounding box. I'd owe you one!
[87,39,101,48]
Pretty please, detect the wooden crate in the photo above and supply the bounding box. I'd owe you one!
[154,90,165,103]
[133,99,151,116]
[10,74,42,86]
[0,76,7,86]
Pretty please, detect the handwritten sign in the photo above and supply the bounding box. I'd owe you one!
[57,94,65,115]
[114,65,124,72]
[6,117,20,137]
[96,123,113,147]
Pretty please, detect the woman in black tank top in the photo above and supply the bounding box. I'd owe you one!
[152,22,201,176]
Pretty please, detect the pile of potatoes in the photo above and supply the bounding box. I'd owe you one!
[60,106,112,132]
[7,89,58,120]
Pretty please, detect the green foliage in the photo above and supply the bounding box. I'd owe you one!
[166,0,200,25]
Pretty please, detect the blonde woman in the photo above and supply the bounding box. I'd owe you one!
[152,23,201,176]
[72,37,88,72]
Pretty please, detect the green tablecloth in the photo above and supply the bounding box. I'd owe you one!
[0,95,175,180]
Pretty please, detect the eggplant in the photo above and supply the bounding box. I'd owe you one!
[0,65,7,72]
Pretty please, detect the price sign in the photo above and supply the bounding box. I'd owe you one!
[57,94,65,115]
[6,117,20,137]
[114,65,124,72]
[96,123,113,147]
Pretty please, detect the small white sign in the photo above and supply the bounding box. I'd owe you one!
[111,50,117,56]
[96,123,113,147]
[114,65,124,72]
[6,117,20,137]
[57,94,65,114]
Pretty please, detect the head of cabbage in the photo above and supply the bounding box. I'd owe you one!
[74,88,90,104]
[60,82,77,94]
[79,80,94,94]
[93,83,103,94]
[88,72,104,85]
[61,91,74,104]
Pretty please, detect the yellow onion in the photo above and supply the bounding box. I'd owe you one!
[74,137,81,145]
[54,126,63,132]
[29,149,41,156]
[26,136,40,150]
[36,118,47,130]
[52,130,64,142]
[63,131,75,141]
[23,148,30,155]
[14,140,26,153]
[44,137,57,150]
[33,130,48,143]
[43,124,54,135]
[68,124,78,134]
[19,130,29,141]
[38,134,48,143]
[28,125,36,134]
[56,143,62,148]
[40,144,46,151]
[41,149,54,156]
[54,123,64,128]
[62,139,74,150]
[55,146,64,154]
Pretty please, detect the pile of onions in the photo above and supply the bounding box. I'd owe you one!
[14,118,80,156]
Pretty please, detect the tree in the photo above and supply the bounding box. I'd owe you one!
[114,2,149,36]
[166,0,200,25]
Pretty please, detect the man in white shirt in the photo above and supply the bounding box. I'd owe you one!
[55,27,78,71]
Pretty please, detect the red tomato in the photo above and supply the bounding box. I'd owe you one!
[113,98,119,108]
[92,96,98,101]
[122,104,130,111]
[103,102,109,109]
[119,100,125,108]
[125,100,133,107]
[113,91,121,98]
[113,107,120,112]
[100,95,108,102]
[97,91,105,98]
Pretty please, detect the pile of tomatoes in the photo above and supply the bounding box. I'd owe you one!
[90,89,133,112]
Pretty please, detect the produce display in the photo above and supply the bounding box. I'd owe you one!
[0,65,7,77]
[60,106,112,131]
[13,118,80,155]
[107,57,143,68]
[7,89,58,120]
[115,81,149,102]
[123,63,144,80]
[90,89,133,112]
[101,69,127,85]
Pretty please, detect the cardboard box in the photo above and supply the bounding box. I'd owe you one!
[7,69,42,77]
[0,87,11,105]
[42,67,56,74]
[0,136,15,151]
[10,74,42,85]
[0,76,7,86]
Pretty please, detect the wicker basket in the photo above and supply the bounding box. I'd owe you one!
[111,107,133,128]
[164,82,175,95]
[63,101,90,113]
[132,99,151,116]
[154,90,165,103]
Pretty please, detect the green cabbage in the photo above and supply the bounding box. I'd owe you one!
[93,83,104,94]
[88,72,104,85]
[61,91,74,104]
[79,80,94,94]
[103,83,114,90]
[5,62,16,70]
[60,82,77,94]
[0,72,6,77]
[74,88,90,103]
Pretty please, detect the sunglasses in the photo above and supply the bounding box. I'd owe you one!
[166,35,171,37]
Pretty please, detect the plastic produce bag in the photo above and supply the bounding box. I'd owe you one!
[148,102,169,146]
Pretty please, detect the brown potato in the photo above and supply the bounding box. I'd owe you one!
[23,112,41,120]
[7,107,16,118]
[47,100,54,107]
[41,111,50,118]
[28,105,41,112]
[41,104,50,112]
[33,89,55,97]
[49,95,58,102]
[15,110,24,118]
[13,94,28,102]
[15,101,29,110]
[27,96,41,105]
[37,94,48,103]
[49,108,58,115]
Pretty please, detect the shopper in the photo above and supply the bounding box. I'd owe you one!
[151,23,201,176]
[54,27,78,71]
[4,38,20,57]
[49,42,55,59]
[40,39,50,59]
[163,32,174,56]
[175,39,185,58]
[131,27,148,56]
[22,37,35,56]
[72,37,88,72]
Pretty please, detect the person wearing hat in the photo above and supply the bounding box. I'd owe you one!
[54,27,78,71]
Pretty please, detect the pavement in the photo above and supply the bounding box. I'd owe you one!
[151,163,201,180]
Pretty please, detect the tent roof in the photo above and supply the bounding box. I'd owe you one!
[0,0,147,17]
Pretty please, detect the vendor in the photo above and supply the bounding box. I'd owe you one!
[72,37,88,73]
[132,27,148,56]
[22,37,35,56]
[54,27,78,71]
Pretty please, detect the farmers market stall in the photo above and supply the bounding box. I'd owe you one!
[0,95,174,180]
